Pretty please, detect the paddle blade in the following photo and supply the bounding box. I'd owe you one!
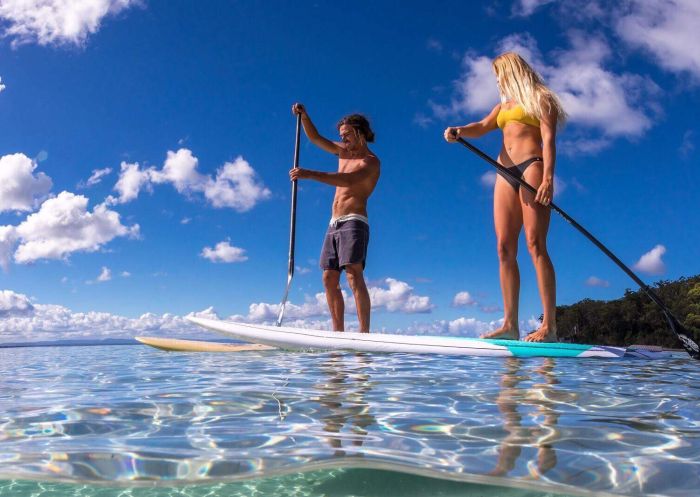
[665,311,700,359]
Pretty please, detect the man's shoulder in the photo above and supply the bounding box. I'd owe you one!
[365,151,380,166]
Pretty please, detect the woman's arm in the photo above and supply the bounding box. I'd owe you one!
[444,103,500,142]
[535,100,558,206]
[292,103,344,155]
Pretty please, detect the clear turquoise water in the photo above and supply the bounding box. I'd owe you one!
[0,344,698,496]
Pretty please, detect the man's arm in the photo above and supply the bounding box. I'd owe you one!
[290,158,378,187]
[292,103,344,155]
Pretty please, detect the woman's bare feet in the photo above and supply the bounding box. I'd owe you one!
[523,325,557,342]
[481,325,520,340]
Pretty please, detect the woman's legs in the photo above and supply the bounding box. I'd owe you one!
[481,175,523,340]
[520,164,557,342]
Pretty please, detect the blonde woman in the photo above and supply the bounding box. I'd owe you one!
[444,52,567,342]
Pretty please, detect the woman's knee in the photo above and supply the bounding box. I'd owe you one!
[496,239,518,262]
[525,234,548,258]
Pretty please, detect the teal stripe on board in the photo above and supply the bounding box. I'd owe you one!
[482,339,599,358]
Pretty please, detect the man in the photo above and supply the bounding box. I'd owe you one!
[289,103,380,333]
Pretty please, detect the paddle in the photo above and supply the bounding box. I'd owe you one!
[452,134,700,359]
[276,113,303,327]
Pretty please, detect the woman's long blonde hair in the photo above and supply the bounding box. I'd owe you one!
[493,52,567,126]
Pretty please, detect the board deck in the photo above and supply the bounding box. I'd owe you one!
[135,336,275,352]
[186,317,667,359]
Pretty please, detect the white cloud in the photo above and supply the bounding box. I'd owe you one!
[633,244,667,275]
[0,303,206,343]
[203,156,272,211]
[121,271,130,277]
[431,53,498,117]
[586,276,610,287]
[295,265,311,275]
[0,0,140,47]
[82,167,112,188]
[6,191,138,264]
[151,148,207,193]
[200,240,248,264]
[109,150,270,212]
[0,153,53,212]
[234,278,434,325]
[97,266,111,282]
[512,0,555,16]
[0,76,5,92]
[369,278,434,313]
[0,289,34,316]
[107,161,153,205]
[452,291,476,307]
[403,317,498,337]
[480,171,497,188]
[616,0,700,81]
[550,32,657,137]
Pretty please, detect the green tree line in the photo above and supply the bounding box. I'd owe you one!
[556,275,700,348]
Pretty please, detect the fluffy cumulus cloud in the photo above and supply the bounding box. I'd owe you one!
[0,303,205,344]
[108,149,270,212]
[200,240,248,263]
[107,161,153,204]
[230,278,434,325]
[0,0,140,47]
[0,153,53,212]
[369,278,434,313]
[616,0,700,81]
[403,317,499,337]
[452,291,476,307]
[1,191,139,266]
[0,76,5,92]
[0,289,34,317]
[633,244,667,275]
[203,157,273,211]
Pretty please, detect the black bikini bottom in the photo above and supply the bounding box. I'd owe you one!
[500,157,543,191]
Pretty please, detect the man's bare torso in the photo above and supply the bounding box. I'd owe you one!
[332,149,380,218]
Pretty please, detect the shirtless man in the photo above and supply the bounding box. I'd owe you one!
[289,103,380,333]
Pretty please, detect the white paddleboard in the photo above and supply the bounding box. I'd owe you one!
[186,317,665,358]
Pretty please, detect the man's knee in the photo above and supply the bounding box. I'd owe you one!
[344,264,366,290]
[322,270,341,290]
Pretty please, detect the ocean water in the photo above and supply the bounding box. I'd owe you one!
[0,344,698,496]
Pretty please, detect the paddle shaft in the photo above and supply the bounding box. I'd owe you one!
[276,114,302,327]
[455,136,699,359]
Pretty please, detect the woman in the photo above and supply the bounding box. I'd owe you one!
[444,52,567,342]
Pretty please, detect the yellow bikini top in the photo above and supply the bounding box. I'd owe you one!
[496,104,540,129]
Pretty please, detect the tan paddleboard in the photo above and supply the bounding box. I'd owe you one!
[135,336,275,352]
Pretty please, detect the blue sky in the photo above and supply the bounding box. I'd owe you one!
[0,0,698,342]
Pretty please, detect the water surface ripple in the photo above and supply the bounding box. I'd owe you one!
[1,345,698,496]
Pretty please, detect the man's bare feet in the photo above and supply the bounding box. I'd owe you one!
[481,325,520,340]
[523,325,557,342]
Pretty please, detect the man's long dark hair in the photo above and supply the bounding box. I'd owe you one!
[337,114,375,143]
